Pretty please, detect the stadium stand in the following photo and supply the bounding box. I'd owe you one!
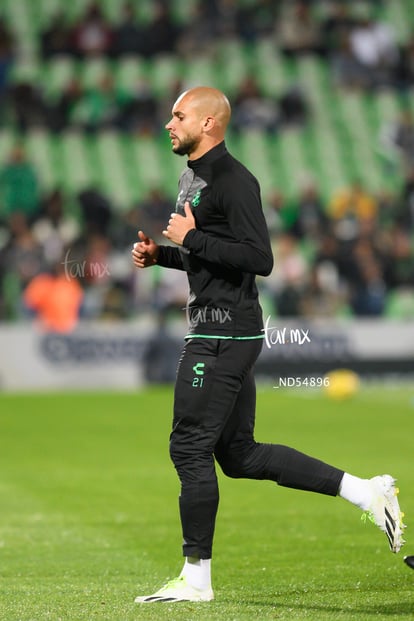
[0,0,413,325]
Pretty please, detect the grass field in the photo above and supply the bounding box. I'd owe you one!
[0,385,413,620]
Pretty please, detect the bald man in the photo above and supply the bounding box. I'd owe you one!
[132,87,405,603]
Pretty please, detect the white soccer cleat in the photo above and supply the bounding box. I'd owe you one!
[135,575,214,603]
[362,474,406,553]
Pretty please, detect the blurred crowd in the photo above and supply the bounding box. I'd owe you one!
[1,1,414,134]
[0,0,413,331]
[1,142,413,330]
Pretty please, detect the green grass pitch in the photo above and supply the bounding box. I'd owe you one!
[0,385,413,620]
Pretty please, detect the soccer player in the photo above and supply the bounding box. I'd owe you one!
[132,86,405,603]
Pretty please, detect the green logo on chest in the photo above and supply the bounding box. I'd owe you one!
[191,190,201,207]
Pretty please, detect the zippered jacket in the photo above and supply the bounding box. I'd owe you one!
[157,141,273,337]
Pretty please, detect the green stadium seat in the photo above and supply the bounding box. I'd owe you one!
[60,130,93,193]
[44,56,77,98]
[150,54,181,98]
[183,56,216,90]
[0,129,17,164]
[80,57,112,89]
[238,129,274,198]
[5,0,37,57]
[95,130,133,208]
[115,56,147,93]
[254,44,290,97]
[216,39,250,95]
[295,57,348,197]
[337,93,384,191]
[1,0,414,214]
[170,0,198,25]
[9,58,40,84]
[129,135,165,201]
[382,0,412,43]
[25,129,56,191]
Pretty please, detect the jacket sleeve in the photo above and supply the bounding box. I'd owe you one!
[182,171,273,276]
[156,245,185,271]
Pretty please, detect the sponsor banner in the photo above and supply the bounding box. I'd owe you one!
[0,319,412,391]
[0,321,158,391]
[259,317,414,361]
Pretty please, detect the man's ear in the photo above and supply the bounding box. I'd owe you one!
[203,116,215,131]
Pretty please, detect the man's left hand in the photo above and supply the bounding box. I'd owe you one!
[162,201,196,246]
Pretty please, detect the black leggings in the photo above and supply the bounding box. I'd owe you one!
[169,338,344,559]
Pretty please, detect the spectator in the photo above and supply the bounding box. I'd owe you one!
[71,74,131,133]
[290,180,329,241]
[48,77,84,132]
[320,2,355,59]
[399,167,414,230]
[100,281,131,319]
[278,1,323,58]
[382,225,414,289]
[69,2,114,58]
[176,1,219,57]
[232,75,278,133]
[235,0,278,42]
[0,17,14,105]
[24,260,84,332]
[133,187,174,241]
[112,204,141,251]
[394,31,414,90]
[143,2,180,57]
[329,179,377,242]
[330,32,364,90]
[0,145,40,222]
[77,186,112,236]
[113,2,146,57]
[348,240,386,316]
[154,265,189,315]
[380,109,414,174]
[267,233,309,316]
[83,232,112,288]
[349,10,398,90]
[77,233,123,319]
[40,11,71,58]
[278,84,309,127]
[301,262,344,318]
[8,80,48,131]
[375,188,400,230]
[0,212,45,318]
[265,189,297,236]
[32,188,80,266]
[120,78,160,134]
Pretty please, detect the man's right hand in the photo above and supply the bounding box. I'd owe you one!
[132,231,159,268]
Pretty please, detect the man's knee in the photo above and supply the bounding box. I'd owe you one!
[169,435,189,468]
[216,455,244,478]
[215,444,258,479]
[170,435,217,484]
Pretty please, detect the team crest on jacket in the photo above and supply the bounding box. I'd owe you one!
[175,169,207,214]
[192,190,201,207]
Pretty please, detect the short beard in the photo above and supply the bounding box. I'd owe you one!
[173,135,200,157]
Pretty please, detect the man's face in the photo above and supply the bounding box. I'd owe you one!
[165,94,204,157]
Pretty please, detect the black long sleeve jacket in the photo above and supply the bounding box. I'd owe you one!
[157,141,273,337]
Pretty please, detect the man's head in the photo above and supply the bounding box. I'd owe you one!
[165,86,231,160]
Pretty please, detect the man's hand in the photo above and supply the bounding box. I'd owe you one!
[132,230,159,268]
[163,202,196,246]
